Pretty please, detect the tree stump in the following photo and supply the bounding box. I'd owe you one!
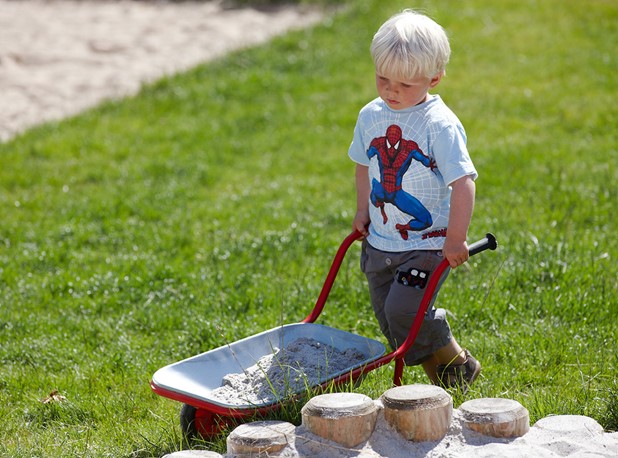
[301,392,378,448]
[381,384,453,442]
[460,397,530,438]
[533,415,603,438]
[226,420,296,457]
[163,451,223,458]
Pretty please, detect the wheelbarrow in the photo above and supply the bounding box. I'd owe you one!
[150,230,497,438]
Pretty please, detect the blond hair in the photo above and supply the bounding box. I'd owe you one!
[370,10,451,80]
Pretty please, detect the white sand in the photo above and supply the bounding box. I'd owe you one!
[210,337,366,406]
[291,409,618,457]
[166,409,618,457]
[0,0,323,141]
[203,336,617,457]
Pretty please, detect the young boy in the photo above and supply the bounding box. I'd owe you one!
[349,10,480,391]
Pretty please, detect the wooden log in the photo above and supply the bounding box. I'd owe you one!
[533,414,603,438]
[226,420,296,457]
[460,397,530,438]
[381,384,453,442]
[163,451,223,458]
[301,392,378,448]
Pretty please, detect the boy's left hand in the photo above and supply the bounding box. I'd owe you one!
[443,238,469,268]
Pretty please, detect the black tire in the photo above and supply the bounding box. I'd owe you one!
[180,403,198,438]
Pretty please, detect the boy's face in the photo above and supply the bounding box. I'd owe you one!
[375,72,442,110]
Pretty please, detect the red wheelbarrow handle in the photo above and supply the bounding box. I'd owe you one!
[301,229,366,324]
[389,232,497,384]
[303,230,497,386]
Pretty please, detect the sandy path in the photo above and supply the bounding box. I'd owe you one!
[0,0,323,141]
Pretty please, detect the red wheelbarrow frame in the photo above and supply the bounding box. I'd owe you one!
[150,229,497,437]
[303,230,497,387]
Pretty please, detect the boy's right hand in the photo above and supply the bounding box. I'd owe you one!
[353,211,370,238]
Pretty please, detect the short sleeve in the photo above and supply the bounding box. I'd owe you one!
[432,124,477,185]
[348,119,370,166]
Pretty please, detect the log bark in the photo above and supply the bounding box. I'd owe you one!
[460,397,530,438]
[226,420,295,456]
[301,392,378,448]
[533,414,604,438]
[381,384,452,442]
[163,451,223,458]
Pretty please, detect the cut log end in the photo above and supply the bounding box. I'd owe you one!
[460,397,530,438]
[163,451,223,458]
[226,420,295,456]
[301,393,378,448]
[533,415,603,438]
[381,384,453,442]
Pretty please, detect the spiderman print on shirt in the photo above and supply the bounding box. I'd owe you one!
[367,124,437,241]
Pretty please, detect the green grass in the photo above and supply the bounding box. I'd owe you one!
[1,0,616,455]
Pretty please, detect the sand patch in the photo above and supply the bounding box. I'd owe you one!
[0,0,323,141]
[210,337,366,406]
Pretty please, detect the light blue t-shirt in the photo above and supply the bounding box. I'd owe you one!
[348,95,477,252]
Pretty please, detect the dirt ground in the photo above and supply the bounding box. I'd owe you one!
[0,0,323,141]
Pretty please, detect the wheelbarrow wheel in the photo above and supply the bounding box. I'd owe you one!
[180,403,230,440]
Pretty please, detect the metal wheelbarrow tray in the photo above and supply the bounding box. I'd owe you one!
[150,229,497,438]
[150,322,387,410]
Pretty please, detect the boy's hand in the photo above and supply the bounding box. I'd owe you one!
[443,238,469,268]
[353,210,370,238]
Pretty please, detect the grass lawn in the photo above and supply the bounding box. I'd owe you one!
[1,0,616,456]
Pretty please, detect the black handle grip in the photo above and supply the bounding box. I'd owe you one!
[468,233,498,257]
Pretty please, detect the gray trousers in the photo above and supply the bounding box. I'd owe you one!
[361,240,453,365]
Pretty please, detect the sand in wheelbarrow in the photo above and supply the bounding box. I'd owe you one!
[210,337,366,406]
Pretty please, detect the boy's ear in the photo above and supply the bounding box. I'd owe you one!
[429,71,444,88]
